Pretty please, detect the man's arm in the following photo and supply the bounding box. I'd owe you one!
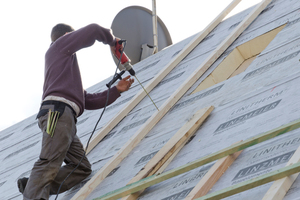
[85,76,134,110]
[56,23,116,55]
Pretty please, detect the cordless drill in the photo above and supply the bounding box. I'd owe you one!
[106,40,135,88]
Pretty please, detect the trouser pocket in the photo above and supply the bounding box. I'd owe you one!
[37,101,68,136]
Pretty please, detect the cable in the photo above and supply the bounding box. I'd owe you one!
[54,41,127,199]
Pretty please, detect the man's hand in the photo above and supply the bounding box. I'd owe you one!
[116,75,134,93]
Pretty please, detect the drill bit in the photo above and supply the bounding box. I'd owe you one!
[134,75,159,111]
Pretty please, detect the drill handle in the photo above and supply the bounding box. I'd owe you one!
[106,70,125,88]
[115,40,131,64]
[117,39,127,47]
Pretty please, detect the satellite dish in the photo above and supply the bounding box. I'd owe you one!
[111,6,172,66]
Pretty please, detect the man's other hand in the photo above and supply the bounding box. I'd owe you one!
[116,75,134,93]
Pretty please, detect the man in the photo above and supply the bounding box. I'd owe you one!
[18,23,134,200]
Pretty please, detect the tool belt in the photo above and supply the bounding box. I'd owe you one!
[37,100,76,118]
[37,100,77,137]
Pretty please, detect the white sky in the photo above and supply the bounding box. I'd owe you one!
[0,0,262,132]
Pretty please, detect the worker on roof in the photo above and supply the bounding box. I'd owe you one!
[17,23,134,200]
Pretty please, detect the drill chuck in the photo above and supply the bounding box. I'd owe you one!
[123,62,135,76]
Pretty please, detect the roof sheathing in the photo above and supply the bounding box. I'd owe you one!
[1,0,300,199]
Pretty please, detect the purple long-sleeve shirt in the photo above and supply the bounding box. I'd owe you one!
[43,24,120,116]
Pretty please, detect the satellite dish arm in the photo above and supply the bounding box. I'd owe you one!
[152,0,158,53]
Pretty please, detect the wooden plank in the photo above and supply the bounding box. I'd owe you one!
[122,136,199,200]
[94,118,300,200]
[184,144,243,200]
[211,48,245,83]
[156,137,185,174]
[122,144,189,200]
[229,56,257,78]
[129,106,213,183]
[237,25,286,59]
[195,162,300,200]
[121,106,214,200]
[72,1,241,200]
[262,146,300,200]
[85,0,242,155]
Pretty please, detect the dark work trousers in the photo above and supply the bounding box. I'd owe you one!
[23,104,92,200]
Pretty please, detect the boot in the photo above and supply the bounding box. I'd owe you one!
[17,177,28,194]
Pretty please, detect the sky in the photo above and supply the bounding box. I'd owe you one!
[0,0,262,132]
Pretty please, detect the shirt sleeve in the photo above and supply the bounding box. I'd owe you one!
[84,86,121,110]
[56,23,116,55]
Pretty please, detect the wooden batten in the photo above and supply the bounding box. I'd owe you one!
[122,106,214,200]
[184,149,243,200]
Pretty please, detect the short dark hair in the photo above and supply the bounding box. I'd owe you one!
[51,23,74,42]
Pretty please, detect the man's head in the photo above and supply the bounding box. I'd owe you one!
[51,23,74,42]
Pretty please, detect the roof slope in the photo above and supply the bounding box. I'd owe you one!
[2,0,300,199]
